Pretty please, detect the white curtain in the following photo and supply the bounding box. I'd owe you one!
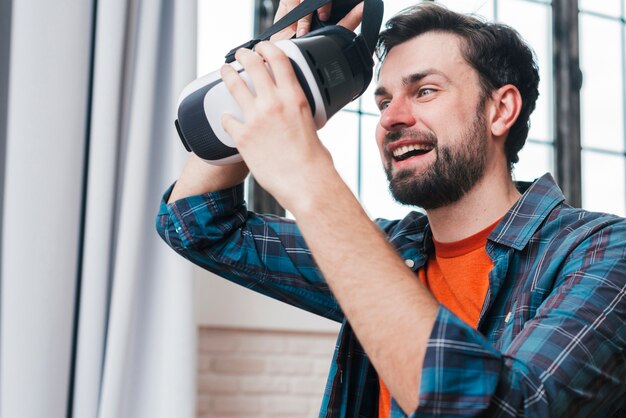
[1,0,197,417]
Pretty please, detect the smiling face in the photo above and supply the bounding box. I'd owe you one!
[374,31,492,210]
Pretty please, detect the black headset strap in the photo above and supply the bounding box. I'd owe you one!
[360,0,384,55]
[225,0,384,63]
[258,0,334,40]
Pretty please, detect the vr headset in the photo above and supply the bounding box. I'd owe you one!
[175,0,384,165]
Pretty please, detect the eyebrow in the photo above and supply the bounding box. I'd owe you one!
[374,69,451,97]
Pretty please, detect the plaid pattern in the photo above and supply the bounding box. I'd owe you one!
[156,173,626,417]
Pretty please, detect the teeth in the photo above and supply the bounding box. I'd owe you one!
[392,144,432,158]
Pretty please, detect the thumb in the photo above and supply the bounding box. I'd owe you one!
[221,113,244,144]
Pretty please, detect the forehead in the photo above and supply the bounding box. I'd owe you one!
[377,31,475,88]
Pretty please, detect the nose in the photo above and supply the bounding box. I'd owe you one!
[379,98,416,132]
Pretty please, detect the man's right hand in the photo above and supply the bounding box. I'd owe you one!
[270,0,364,41]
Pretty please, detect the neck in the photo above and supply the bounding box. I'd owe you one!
[425,166,521,243]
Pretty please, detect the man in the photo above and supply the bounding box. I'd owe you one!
[156,2,625,417]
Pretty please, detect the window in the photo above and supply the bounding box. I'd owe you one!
[578,1,626,215]
[197,0,254,77]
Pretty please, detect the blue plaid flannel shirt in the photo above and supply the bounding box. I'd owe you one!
[156,173,626,417]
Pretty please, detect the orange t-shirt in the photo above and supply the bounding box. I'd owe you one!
[378,219,499,417]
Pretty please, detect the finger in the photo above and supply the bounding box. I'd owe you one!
[220,63,256,113]
[338,1,364,32]
[270,24,297,41]
[254,42,313,118]
[296,11,312,37]
[270,0,298,41]
[317,4,332,21]
[254,42,300,89]
[233,48,277,97]
[273,0,299,23]
[221,113,245,144]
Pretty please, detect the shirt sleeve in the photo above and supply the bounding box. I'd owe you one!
[408,235,626,417]
[155,183,344,322]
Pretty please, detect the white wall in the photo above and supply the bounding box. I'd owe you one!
[195,269,341,332]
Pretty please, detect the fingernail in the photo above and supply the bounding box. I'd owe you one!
[318,11,328,21]
[297,28,307,37]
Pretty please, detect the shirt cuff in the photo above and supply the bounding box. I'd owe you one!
[157,183,246,249]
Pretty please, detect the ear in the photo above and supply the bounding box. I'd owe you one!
[488,84,522,138]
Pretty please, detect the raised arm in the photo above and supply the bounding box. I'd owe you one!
[167,155,248,203]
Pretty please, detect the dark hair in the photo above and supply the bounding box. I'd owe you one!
[376,2,540,170]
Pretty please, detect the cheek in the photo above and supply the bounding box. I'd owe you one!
[374,123,387,160]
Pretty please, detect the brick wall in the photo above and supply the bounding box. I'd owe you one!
[197,327,339,418]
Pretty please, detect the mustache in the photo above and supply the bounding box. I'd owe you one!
[385,128,438,147]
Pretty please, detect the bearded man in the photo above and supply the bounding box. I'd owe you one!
[156,2,626,417]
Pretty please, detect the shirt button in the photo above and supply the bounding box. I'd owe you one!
[504,311,513,323]
[404,259,415,268]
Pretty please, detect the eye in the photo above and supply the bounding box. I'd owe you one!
[417,87,436,97]
[377,99,391,111]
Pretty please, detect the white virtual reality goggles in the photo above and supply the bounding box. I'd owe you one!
[174,0,384,165]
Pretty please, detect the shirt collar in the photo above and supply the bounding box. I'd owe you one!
[489,173,566,251]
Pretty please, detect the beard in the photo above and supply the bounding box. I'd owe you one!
[384,112,488,210]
